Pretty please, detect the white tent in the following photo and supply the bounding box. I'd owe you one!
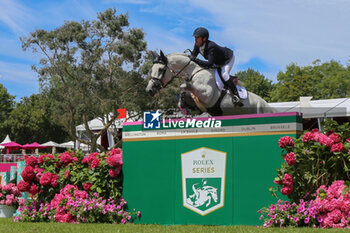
[42,141,60,147]
[58,141,75,149]
[269,97,350,118]
[42,141,60,154]
[0,135,11,149]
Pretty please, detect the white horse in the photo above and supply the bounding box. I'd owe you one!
[146,51,276,116]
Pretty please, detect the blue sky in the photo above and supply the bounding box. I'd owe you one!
[1,0,350,101]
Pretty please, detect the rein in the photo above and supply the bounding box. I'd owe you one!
[164,54,205,84]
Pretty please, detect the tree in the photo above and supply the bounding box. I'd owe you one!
[4,94,69,144]
[271,60,350,102]
[234,68,274,102]
[21,8,150,151]
[0,84,15,140]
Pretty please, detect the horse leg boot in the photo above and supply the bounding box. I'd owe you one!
[224,77,243,107]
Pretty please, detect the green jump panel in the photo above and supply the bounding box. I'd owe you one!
[122,112,302,225]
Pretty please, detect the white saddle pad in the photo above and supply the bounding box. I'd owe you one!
[214,70,247,99]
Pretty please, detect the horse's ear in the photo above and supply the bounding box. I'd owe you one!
[149,51,160,63]
[159,50,168,64]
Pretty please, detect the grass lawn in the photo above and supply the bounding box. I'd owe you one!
[1,218,350,233]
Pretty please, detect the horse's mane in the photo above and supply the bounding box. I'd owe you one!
[167,53,245,87]
[167,53,189,58]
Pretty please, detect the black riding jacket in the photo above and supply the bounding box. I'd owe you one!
[192,40,233,68]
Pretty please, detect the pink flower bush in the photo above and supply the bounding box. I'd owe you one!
[15,184,135,224]
[268,120,350,228]
[15,148,133,224]
[275,121,350,202]
[278,136,294,148]
[262,180,350,228]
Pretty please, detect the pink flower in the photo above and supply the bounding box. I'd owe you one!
[346,137,350,143]
[19,198,25,206]
[329,133,341,143]
[5,199,13,206]
[90,158,100,169]
[60,152,73,165]
[283,173,294,187]
[29,184,39,195]
[2,184,14,192]
[25,156,38,167]
[51,174,59,187]
[109,168,121,178]
[87,153,99,162]
[281,186,293,195]
[317,134,334,147]
[284,152,296,166]
[34,167,44,173]
[121,218,126,224]
[21,166,35,183]
[106,154,123,167]
[81,157,88,164]
[331,143,344,152]
[83,183,92,191]
[302,132,316,143]
[11,186,20,196]
[110,148,122,156]
[17,181,31,192]
[64,170,70,179]
[278,136,294,148]
[273,178,282,185]
[39,172,52,186]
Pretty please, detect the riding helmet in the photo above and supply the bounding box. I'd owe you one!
[192,27,209,38]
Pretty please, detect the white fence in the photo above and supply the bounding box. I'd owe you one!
[0,154,38,163]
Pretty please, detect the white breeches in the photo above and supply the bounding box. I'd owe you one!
[221,54,235,82]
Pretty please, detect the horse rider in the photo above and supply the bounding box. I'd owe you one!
[190,27,243,106]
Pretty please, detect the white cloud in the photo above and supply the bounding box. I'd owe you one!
[188,0,350,69]
[0,0,34,34]
[0,61,37,85]
[145,26,193,54]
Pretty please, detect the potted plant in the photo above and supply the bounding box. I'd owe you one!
[0,183,22,218]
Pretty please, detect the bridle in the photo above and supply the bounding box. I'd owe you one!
[150,53,194,90]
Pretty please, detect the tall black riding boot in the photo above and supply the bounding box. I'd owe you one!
[224,77,243,107]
